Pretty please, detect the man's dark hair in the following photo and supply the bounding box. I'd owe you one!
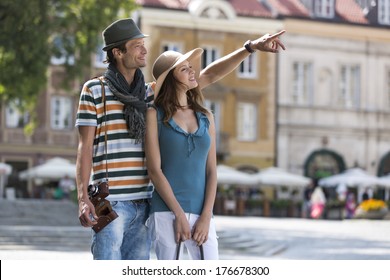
[104,43,127,65]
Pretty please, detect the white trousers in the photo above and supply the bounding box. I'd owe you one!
[149,212,219,260]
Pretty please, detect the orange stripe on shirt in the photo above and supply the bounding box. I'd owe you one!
[79,104,96,112]
[94,161,146,171]
[109,178,150,187]
[96,104,124,115]
[96,122,128,136]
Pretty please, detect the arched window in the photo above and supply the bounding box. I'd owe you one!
[304,149,346,179]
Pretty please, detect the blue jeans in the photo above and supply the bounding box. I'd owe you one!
[91,200,151,260]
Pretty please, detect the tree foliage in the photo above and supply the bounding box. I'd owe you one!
[0,0,138,132]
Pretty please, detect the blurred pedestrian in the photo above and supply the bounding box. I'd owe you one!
[302,180,314,218]
[362,189,369,201]
[310,186,326,219]
[345,192,356,219]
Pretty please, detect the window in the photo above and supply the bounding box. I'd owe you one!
[50,35,75,65]
[237,102,257,141]
[304,149,346,179]
[5,100,29,128]
[51,96,72,130]
[315,0,335,18]
[292,61,313,105]
[339,65,360,108]
[379,0,390,25]
[237,53,257,79]
[161,42,182,53]
[202,46,219,69]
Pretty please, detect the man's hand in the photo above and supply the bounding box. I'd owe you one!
[78,199,98,227]
[251,30,286,53]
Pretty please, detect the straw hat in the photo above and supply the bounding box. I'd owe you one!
[102,18,148,51]
[152,48,203,96]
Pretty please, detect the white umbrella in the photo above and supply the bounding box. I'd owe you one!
[19,157,76,180]
[253,167,311,187]
[0,162,12,175]
[0,162,12,199]
[318,168,379,187]
[217,165,257,185]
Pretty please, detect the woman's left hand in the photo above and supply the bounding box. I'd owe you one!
[192,215,211,246]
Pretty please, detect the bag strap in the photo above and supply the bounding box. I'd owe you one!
[175,242,204,260]
[97,77,109,179]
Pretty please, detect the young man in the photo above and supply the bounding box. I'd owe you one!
[75,18,285,260]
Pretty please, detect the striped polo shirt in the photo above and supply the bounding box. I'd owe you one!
[75,77,155,201]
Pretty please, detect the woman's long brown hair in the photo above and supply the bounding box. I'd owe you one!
[154,70,209,124]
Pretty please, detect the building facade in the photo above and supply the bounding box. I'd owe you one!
[0,65,81,197]
[2,0,390,201]
[276,0,390,185]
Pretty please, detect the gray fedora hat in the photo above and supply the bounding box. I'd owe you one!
[102,18,148,51]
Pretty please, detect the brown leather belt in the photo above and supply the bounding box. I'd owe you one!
[132,198,149,204]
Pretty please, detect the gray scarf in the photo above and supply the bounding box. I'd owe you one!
[104,64,146,143]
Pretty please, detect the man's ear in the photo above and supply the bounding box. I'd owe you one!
[113,48,121,57]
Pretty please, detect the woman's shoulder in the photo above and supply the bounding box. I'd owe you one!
[147,104,158,111]
[147,105,163,121]
[198,109,214,122]
[147,105,158,116]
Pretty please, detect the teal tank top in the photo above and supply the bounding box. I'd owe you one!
[150,107,211,215]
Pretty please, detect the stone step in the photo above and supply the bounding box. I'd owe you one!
[0,199,80,226]
[0,225,91,251]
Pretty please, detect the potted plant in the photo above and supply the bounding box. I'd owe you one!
[354,199,389,219]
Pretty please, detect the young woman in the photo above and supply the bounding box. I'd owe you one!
[145,48,219,259]
[145,32,285,260]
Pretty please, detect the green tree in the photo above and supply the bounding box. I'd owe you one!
[0,0,138,133]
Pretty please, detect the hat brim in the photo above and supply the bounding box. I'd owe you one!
[102,34,148,51]
[154,48,203,97]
